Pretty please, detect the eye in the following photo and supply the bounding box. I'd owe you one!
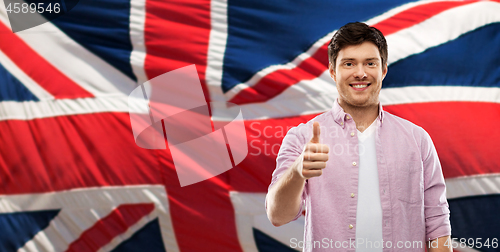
[344,62,354,67]
[367,62,377,67]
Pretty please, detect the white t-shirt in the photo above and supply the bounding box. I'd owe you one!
[355,121,383,252]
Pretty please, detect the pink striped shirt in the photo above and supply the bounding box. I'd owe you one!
[268,100,451,251]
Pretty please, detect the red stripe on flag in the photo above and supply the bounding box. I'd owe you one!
[0,23,94,99]
[228,0,481,105]
[384,101,500,179]
[0,113,162,194]
[144,0,211,104]
[65,203,155,252]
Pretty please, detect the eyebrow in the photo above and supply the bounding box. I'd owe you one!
[340,58,380,62]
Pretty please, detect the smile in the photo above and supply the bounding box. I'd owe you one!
[349,83,370,90]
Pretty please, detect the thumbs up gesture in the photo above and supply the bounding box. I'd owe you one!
[299,122,330,179]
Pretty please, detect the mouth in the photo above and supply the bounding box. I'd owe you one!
[349,83,370,91]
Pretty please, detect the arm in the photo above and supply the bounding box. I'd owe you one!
[266,155,307,226]
[266,122,329,226]
[420,128,452,242]
[426,235,452,252]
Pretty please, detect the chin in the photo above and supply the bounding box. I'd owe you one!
[344,100,366,107]
[348,97,369,105]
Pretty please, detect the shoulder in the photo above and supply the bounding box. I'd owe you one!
[383,111,429,137]
[382,110,435,155]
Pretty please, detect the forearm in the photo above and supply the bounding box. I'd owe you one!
[266,157,306,226]
[267,122,328,226]
[427,235,452,252]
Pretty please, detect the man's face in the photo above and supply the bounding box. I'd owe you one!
[329,41,388,108]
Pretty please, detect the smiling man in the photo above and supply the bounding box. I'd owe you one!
[266,22,452,251]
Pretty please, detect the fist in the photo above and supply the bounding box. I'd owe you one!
[299,121,329,179]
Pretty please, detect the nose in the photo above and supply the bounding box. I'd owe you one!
[353,65,367,79]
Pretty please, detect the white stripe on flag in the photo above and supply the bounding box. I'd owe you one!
[0,95,147,121]
[129,0,148,86]
[446,173,500,200]
[206,0,229,102]
[379,86,500,106]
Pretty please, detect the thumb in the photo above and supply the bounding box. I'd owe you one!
[310,122,321,143]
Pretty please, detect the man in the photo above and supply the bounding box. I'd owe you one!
[266,22,451,252]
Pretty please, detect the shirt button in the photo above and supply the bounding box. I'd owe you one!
[349,224,353,229]
[383,189,386,194]
[351,193,355,198]
[340,122,344,126]
[346,116,350,119]
[350,132,355,137]
[352,161,357,166]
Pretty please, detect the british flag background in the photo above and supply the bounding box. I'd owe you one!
[0,0,500,251]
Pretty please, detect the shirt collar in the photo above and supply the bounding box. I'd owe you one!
[332,99,384,128]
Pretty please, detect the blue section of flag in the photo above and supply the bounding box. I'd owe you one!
[253,228,296,252]
[384,22,500,89]
[48,0,137,82]
[449,194,500,252]
[0,63,39,102]
[222,0,410,92]
[111,218,166,252]
[0,210,60,251]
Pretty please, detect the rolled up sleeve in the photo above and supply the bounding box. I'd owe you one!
[265,124,309,221]
[421,129,452,241]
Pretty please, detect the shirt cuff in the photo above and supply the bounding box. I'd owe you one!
[425,208,451,241]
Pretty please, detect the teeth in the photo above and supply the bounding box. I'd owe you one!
[353,84,368,88]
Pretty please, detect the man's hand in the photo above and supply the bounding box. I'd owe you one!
[297,122,330,179]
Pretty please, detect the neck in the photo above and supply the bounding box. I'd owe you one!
[338,100,379,132]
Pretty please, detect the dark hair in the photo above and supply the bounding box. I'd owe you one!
[328,22,388,70]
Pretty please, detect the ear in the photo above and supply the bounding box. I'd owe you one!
[381,64,388,80]
[329,62,336,82]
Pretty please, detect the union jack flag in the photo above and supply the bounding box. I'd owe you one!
[0,0,499,251]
